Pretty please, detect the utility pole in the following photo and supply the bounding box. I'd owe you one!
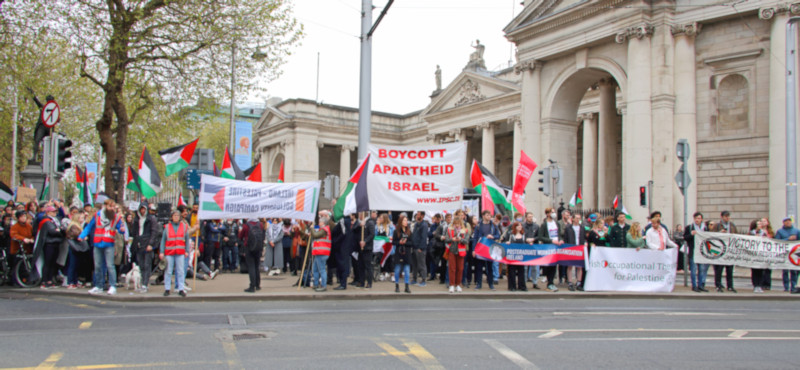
[11,88,18,186]
[786,18,800,222]
[229,44,237,152]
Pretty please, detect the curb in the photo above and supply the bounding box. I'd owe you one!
[4,287,799,303]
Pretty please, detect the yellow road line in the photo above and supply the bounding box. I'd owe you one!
[374,341,420,369]
[34,352,62,369]
[401,339,444,370]
[2,360,225,370]
[79,322,92,330]
[221,342,244,370]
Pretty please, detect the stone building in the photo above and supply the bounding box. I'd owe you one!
[254,0,800,227]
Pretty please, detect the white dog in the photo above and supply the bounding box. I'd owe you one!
[125,263,142,291]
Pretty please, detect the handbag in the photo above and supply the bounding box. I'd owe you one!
[68,238,90,253]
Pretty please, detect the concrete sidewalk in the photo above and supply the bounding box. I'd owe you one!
[7,269,799,302]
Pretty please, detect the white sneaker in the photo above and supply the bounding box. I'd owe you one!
[273,268,281,275]
[456,286,463,293]
[88,287,101,295]
[210,270,218,280]
[449,286,455,293]
[379,274,385,281]
[754,287,763,293]
[107,287,117,295]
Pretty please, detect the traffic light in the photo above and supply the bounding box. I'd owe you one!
[639,186,647,206]
[55,137,73,174]
[538,167,550,196]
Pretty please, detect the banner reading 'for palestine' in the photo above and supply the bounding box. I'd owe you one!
[198,175,320,222]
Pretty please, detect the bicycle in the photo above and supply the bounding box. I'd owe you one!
[14,252,40,288]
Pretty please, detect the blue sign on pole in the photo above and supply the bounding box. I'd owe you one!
[185,169,214,190]
[234,121,252,170]
[85,162,98,194]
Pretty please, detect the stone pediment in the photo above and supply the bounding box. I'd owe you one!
[423,72,519,116]
[254,105,289,132]
[504,0,590,34]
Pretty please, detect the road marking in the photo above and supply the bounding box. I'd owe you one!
[157,319,196,326]
[79,321,92,330]
[538,330,563,339]
[375,339,443,369]
[34,352,62,369]
[573,337,800,341]
[175,332,194,336]
[553,311,744,316]
[1,360,227,370]
[388,328,799,336]
[728,330,748,338]
[484,339,539,369]
[227,314,247,326]
[221,342,244,370]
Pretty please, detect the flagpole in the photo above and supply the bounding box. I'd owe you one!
[193,228,200,292]
[297,230,313,291]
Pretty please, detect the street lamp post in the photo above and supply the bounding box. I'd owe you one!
[229,44,268,153]
[110,160,123,203]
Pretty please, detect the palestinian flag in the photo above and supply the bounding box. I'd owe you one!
[373,235,394,267]
[220,147,243,180]
[178,191,187,207]
[278,160,285,183]
[76,167,93,206]
[158,138,199,177]
[0,181,13,206]
[569,185,582,207]
[470,160,514,216]
[202,183,225,212]
[612,195,619,210]
[620,205,632,220]
[39,177,49,201]
[126,166,142,193]
[333,154,370,222]
[137,146,163,198]
[244,163,262,182]
[212,160,220,177]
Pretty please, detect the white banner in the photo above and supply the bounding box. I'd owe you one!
[367,142,466,212]
[584,247,678,292]
[694,231,800,270]
[197,175,320,221]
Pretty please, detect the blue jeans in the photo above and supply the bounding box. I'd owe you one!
[223,245,239,270]
[782,270,798,291]
[689,258,698,288]
[492,261,500,281]
[394,263,411,284]
[696,263,710,288]
[312,255,328,288]
[526,266,540,281]
[165,254,186,292]
[67,248,80,285]
[93,247,116,289]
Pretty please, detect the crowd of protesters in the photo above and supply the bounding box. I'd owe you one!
[1,197,798,295]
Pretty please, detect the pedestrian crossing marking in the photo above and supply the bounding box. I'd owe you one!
[484,339,539,369]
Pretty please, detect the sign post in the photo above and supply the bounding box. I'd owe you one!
[675,139,691,287]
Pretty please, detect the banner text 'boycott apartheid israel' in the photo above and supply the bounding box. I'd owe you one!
[584,247,678,292]
[694,231,800,270]
[197,174,320,221]
[367,142,466,212]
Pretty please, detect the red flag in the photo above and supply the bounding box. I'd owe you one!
[178,191,187,207]
[612,195,619,210]
[510,151,537,215]
[278,160,284,183]
[245,163,262,182]
[481,183,494,216]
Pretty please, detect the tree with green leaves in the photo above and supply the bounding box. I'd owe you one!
[4,0,302,198]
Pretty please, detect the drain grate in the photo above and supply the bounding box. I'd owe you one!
[232,333,267,341]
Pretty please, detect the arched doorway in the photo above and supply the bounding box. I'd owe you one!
[269,153,284,183]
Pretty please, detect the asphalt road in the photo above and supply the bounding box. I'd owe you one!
[0,295,798,369]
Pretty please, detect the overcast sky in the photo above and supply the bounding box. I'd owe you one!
[254,0,523,114]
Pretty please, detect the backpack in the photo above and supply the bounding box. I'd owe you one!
[246,222,264,252]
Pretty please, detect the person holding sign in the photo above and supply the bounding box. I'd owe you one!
[644,211,677,251]
[503,222,528,292]
[444,216,469,293]
[535,207,564,292]
[159,211,190,297]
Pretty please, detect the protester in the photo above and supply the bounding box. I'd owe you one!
[444,215,468,293]
[684,212,708,292]
[587,220,608,247]
[264,218,284,276]
[709,211,737,292]
[503,221,527,292]
[65,210,88,289]
[79,199,126,295]
[428,213,444,282]
[472,210,499,290]
[563,214,586,291]
[37,206,64,289]
[411,211,429,287]
[608,212,630,248]
[672,223,685,272]
[308,211,334,292]
[355,212,375,289]
[432,213,449,284]
[130,203,159,293]
[222,219,241,273]
[392,214,413,293]
[239,218,265,292]
[10,210,33,258]
[644,211,677,250]
[464,213,478,288]
[775,217,800,293]
[281,219,293,273]
[536,207,563,292]
[159,210,190,297]
[203,219,223,277]
[750,218,770,293]
[626,222,645,250]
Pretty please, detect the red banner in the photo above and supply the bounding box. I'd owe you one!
[511,151,537,215]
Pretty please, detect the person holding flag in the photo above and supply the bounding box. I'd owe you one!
[159,210,190,297]
[35,206,65,289]
[79,199,126,295]
[308,210,335,292]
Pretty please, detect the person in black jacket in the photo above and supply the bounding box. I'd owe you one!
[38,206,65,289]
[354,212,376,289]
[563,214,587,291]
[222,220,240,273]
[536,207,564,292]
[411,211,429,286]
[683,212,708,292]
[130,203,160,292]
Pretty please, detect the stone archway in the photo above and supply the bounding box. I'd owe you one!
[269,153,285,182]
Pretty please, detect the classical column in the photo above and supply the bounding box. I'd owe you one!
[510,115,522,173]
[617,24,654,222]
[516,59,543,214]
[673,22,700,223]
[597,79,616,209]
[280,139,294,183]
[580,113,598,209]
[340,145,352,179]
[480,122,496,173]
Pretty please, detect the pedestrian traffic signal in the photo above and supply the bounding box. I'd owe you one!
[538,168,550,196]
[55,137,73,174]
[639,186,647,206]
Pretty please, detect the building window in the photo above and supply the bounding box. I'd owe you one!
[716,74,749,132]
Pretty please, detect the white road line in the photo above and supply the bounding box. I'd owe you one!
[553,312,744,316]
[728,330,748,338]
[484,339,539,370]
[228,314,247,326]
[385,328,800,336]
[538,330,563,339]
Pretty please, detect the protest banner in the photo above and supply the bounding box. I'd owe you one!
[584,247,677,292]
[367,142,466,212]
[473,237,585,266]
[15,187,37,204]
[197,174,320,221]
[694,231,800,270]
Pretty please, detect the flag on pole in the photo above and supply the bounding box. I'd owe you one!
[373,235,394,267]
[244,163,262,182]
[40,177,50,201]
[569,185,583,207]
[470,160,514,216]
[212,160,220,177]
[126,166,142,194]
[333,154,370,222]
[510,151,537,216]
[158,138,199,177]
[178,191,187,207]
[621,204,632,220]
[278,160,285,183]
[0,181,13,206]
[76,166,93,206]
[221,146,244,180]
[137,146,163,198]
[612,195,619,210]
